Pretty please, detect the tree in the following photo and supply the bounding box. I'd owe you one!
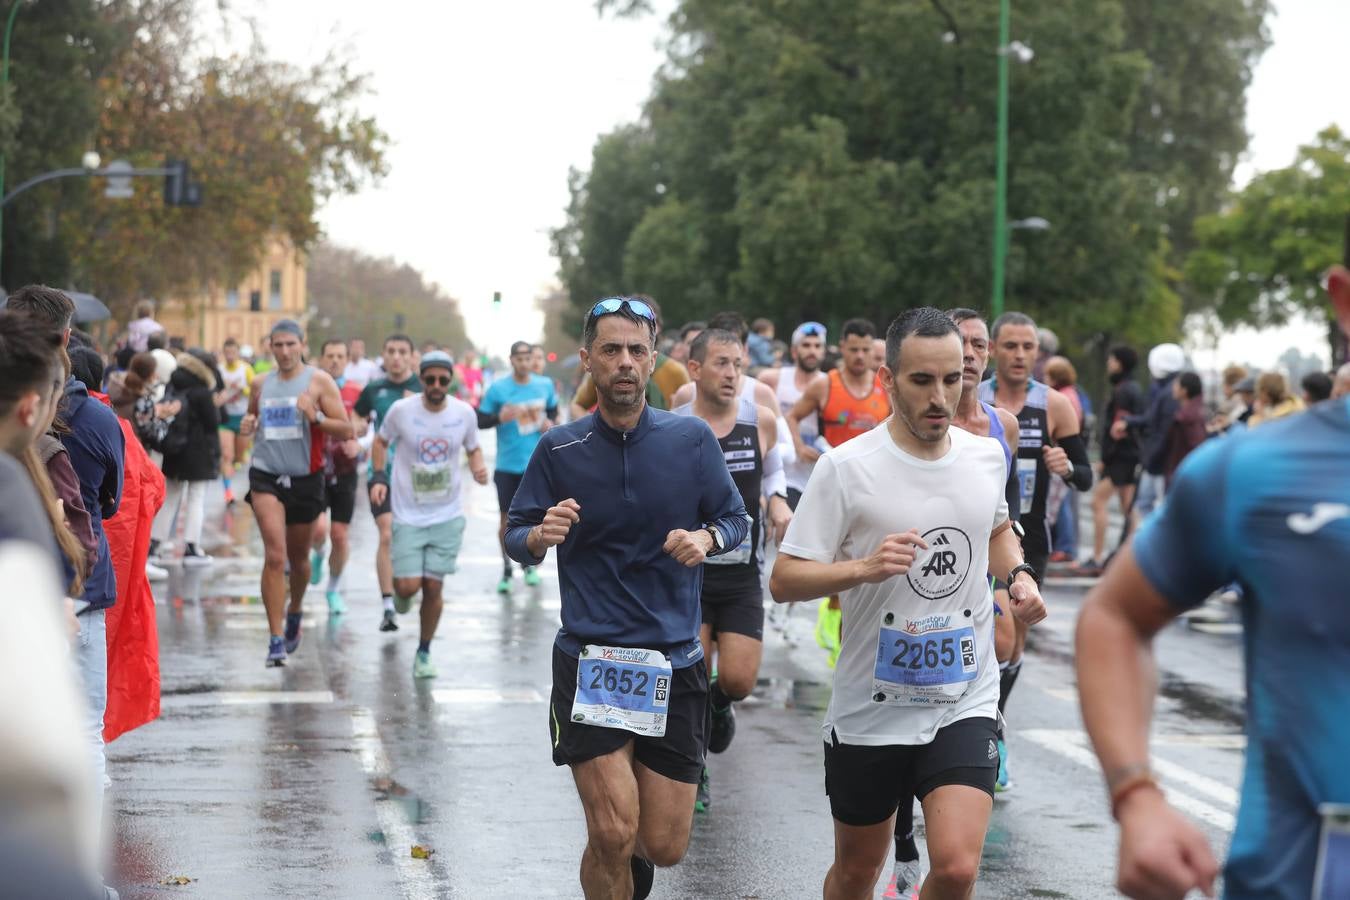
[305,242,468,354]
[1185,127,1350,361]
[0,0,387,319]
[559,0,1269,357]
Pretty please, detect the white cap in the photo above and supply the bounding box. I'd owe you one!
[1148,343,1186,380]
[150,348,178,383]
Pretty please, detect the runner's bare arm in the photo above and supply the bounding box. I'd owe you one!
[988,522,1046,624]
[786,379,827,460]
[239,378,262,437]
[309,371,354,439]
[757,367,780,389]
[1043,390,1093,490]
[758,407,791,544]
[769,531,927,604]
[669,380,694,408]
[995,408,1019,452]
[465,446,489,485]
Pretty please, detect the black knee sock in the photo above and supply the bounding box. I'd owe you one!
[709,679,733,712]
[893,799,919,862]
[998,659,1023,714]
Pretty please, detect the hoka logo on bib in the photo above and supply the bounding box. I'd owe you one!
[906,526,972,600]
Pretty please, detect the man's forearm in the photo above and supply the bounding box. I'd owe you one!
[1075,598,1158,790]
[769,555,863,604]
[506,524,546,565]
[987,524,1026,582]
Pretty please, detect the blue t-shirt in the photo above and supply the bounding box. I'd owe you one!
[480,374,558,475]
[1132,397,1350,900]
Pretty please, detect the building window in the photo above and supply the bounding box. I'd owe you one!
[269,270,283,309]
[225,288,239,309]
[249,290,262,312]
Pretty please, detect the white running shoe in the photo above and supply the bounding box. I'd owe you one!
[145,561,170,581]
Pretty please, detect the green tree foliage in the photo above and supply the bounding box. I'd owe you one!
[0,0,387,319]
[1185,126,1350,361]
[561,0,1269,355]
[306,242,468,355]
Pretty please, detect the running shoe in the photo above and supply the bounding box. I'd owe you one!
[326,590,346,615]
[995,737,1011,792]
[266,636,286,668]
[145,561,169,582]
[815,601,842,669]
[523,566,542,587]
[630,855,654,900]
[223,487,235,506]
[1049,550,1073,564]
[181,544,213,568]
[379,609,399,632]
[694,766,711,813]
[708,701,737,754]
[284,612,303,654]
[309,549,325,585]
[497,568,513,594]
[882,860,922,899]
[413,651,437,680]
[394,591,415,614]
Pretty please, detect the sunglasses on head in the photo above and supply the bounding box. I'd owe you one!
[422,373,452,387]
[586,296,656,324]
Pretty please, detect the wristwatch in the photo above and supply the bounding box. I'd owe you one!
[704,526,725,553]
[313,409,326,425]
[1007,563,1037,585]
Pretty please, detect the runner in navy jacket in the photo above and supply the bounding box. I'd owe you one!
[503,297,748,899]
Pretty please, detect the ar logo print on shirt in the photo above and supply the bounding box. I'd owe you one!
[906,526,973,601]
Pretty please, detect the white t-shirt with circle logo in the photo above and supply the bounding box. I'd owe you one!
[379,395,480,527]
[779,422,1009,746]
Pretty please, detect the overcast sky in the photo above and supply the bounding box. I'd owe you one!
[248,0,1348,368]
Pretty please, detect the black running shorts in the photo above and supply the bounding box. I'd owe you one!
[326,471,358,525]
[548,644,709,784]
[246,469,326,526]
[367,477,392,518]
[1103,457,1139,487]
[823,717,1000,826]
[493,469,525,513]
[701,585,765,640]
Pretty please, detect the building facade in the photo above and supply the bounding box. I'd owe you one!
[157,234,307,353]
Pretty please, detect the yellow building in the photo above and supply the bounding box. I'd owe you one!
[157,234,308,352]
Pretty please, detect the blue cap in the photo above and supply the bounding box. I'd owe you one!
[269,319,303,339]
[420,350,455,374]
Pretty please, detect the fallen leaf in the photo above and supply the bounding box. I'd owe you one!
[160,875,197,885]
[410,844,435,859]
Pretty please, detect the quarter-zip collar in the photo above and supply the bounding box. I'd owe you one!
[591,402,654,446]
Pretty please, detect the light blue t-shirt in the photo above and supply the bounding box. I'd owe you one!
[480,373,558,474]
[1132,397,1350,899]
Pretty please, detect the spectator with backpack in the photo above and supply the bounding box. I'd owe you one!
[148,351,221,567]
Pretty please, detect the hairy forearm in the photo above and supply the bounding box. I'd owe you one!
[986,525,1025,582]
[1075,599,1158,788]
[769,555,862,604]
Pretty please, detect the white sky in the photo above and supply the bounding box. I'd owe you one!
[247,0,1347,369]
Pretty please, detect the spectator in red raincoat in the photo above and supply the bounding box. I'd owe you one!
[69,345,165,742]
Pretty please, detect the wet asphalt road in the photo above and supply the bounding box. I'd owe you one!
[110,437,1246,899]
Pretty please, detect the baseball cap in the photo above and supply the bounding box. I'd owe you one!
[792,321,827,346]
[270,319,303,340]
[420,350,455,375]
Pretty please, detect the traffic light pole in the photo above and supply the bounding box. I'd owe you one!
[0,165,174,208]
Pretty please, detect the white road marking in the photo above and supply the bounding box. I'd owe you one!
[1041,687,1078,702]
[1021,729,1236,830]
[351,707,438,900]
[162,690,335,707]
[431,687,545,704]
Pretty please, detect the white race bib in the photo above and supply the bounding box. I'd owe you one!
[571,645,672,737]
[514,399,547,436]
[705,532,752,566]
[872,610,979,706]
[1017,457,1037,515]
[261,397,302,441]
[411,461,451,503]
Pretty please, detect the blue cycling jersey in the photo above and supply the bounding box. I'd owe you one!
[1132,397,1350,899]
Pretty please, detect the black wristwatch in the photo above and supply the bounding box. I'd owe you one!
[1007,563,1037,585]
[704,526,725,554]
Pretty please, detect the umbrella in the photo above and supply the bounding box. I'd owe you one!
[6,291,114,323]
[68,291,111,323]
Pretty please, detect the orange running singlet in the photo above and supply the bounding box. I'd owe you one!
[821,369,890,446]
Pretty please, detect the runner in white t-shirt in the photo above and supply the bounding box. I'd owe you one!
[369,351,487,680]
[770,308,1047,900]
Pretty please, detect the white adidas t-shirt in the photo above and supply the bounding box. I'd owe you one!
[779,422,1008,746]
[379,396,479,527]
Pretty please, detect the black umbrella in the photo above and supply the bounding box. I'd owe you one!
[6,290,113,323]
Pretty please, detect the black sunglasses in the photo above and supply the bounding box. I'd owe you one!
[421,374,452,387]
[586,296,656,324]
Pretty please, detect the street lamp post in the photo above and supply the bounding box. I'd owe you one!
[991,0,1011,321]
[0,0,22,284]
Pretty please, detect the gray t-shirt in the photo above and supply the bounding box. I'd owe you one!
[0,451,62,578]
